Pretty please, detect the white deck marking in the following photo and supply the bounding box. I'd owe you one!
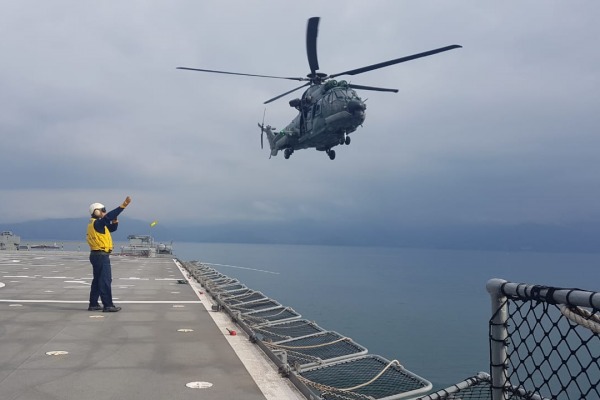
[0,300,202,304]
[46,351,69,356]
[186,381,213,389]
[43,276,74,279]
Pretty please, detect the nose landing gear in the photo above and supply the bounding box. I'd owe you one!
[326,149,336,160]
[284,148,294,159]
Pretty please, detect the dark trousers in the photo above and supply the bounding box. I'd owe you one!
[89,252,114,308]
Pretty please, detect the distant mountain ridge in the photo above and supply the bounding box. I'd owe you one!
[1,217,599,253]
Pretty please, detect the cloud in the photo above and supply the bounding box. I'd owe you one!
[1,1,599,236]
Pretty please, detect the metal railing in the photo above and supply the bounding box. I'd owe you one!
[486,279,600,400]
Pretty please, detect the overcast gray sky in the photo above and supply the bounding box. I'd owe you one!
[1,1,599,231]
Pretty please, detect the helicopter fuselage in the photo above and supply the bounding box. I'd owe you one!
[269,80,366,158]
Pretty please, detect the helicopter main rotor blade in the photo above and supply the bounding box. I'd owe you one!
[264,82,310,104]
[306,17,320,75]
[177,67,307,82]
[329,44,462,78]
[348,84,398,93]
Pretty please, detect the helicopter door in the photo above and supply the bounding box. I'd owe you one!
[306,103,321,135]
[304,107,313,133]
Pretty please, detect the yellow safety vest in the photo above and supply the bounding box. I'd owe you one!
[86,218,113,252]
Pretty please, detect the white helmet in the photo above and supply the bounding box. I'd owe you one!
[89,203,105,216]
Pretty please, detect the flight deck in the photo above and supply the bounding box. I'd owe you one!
[0,250,303,400]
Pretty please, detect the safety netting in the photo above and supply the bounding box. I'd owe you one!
[211,282,246,293]
[415,373,493,400]
[264,331,367,370]
[254,319,325,342]
[241,306,302,326]
[228,298,281,313]
[488,280,600,400]
[219,290,268,305]
[298,355,431,400]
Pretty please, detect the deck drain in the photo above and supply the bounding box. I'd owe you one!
[46,351,69,356]
[186,381,213,389]
[177,329,194,332]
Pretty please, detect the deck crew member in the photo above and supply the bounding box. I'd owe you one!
[86,196,132,312]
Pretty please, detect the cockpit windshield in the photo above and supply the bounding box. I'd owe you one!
[322,80,362,104]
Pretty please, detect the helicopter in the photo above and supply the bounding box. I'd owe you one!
[178,17,461,160]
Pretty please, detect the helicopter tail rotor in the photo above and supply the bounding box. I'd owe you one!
[260,109,266,149]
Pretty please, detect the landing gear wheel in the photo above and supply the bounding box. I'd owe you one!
[345,136,351,145]
[339,138,345,145]
[284,148,292,159]
[327,149,336,160]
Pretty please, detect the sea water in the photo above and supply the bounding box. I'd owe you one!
[171,242,600,390]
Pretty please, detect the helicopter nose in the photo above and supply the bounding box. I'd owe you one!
[347,100,366,114]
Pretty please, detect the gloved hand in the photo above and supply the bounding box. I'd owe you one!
[121,196,132,208]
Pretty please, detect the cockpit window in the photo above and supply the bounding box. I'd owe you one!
[331,87,358,101]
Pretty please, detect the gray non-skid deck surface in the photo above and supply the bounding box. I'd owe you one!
[0,251,267,400]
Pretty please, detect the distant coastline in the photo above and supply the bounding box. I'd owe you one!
[1,217,599,254]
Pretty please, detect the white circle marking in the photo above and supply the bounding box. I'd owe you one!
[186,381,213,389]
[46,350,69,356]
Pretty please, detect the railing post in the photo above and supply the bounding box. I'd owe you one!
[487,278,509,400]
